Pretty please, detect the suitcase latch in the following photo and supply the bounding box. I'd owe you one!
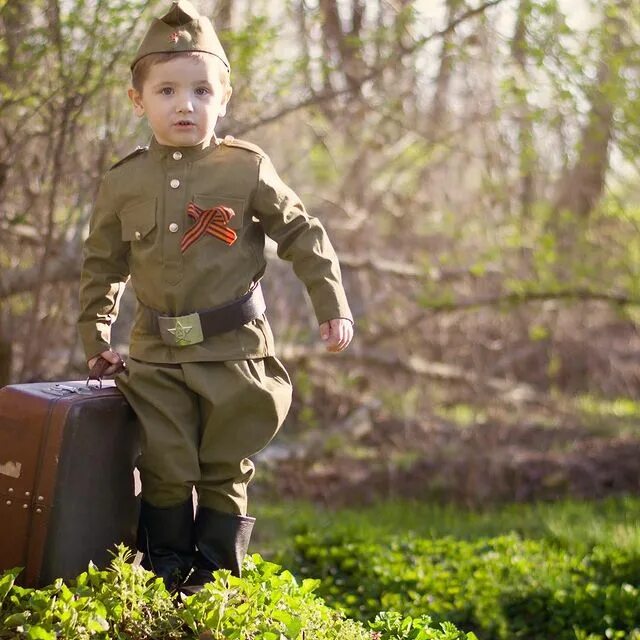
[46,384,94,396]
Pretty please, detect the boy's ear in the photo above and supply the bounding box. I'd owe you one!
[128,87,145,117]
[218,85,232,117]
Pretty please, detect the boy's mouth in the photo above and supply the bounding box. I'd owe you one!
[175,120,195,127]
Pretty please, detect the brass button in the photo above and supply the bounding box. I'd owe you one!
[173,151,183,160]
[170,179,180,189]
[135,231,141,240]
[169,223,179,233]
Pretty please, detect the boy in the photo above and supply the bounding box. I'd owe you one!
[78,0,353,595]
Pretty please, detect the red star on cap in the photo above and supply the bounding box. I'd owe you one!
[169,32,180,43]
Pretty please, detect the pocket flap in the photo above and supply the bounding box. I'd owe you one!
[120,198,157,241]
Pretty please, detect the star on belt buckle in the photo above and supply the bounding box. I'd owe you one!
[158,313,204,347]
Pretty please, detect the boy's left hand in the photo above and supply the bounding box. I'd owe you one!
[320,318,354,353]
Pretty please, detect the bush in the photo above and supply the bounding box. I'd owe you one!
[0,546,476,640]
[287,531,640,640]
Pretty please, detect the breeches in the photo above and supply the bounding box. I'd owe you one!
[116,357,292,515]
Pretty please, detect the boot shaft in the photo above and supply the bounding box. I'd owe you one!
[193,506,255,577]
[137,499,195,589]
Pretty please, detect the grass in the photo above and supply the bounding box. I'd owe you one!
[574,394,640,436]
[251,495,640,557]
[251,496,640,639]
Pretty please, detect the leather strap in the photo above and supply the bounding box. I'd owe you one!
[141,282,266,340]
[88,356,126,384]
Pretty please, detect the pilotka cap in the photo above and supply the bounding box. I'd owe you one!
[131,0,230,72]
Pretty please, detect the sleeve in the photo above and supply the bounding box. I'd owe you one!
[252,154,353,325]
[77,174,130,361]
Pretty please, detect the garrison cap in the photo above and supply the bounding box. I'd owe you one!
[131,0,230,72]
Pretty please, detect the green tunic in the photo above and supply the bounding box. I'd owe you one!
[78,135,352,363]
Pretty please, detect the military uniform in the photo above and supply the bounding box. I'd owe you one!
[78,0,352,593]
[79,137,351,367]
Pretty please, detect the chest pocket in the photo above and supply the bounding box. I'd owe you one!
[192,195,246,231]
[120,198,157,241]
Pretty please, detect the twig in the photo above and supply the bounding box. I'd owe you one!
[0,253,81,301]
[234,0,508,135]
[279,343,539,402]
[363,288,639,347]
[425,289,639,312]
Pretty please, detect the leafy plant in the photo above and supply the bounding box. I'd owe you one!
[285,530,640,640]
[0,546,475,640]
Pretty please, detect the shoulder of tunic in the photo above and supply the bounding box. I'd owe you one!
[109,146,149,171]
[220,135,267,158]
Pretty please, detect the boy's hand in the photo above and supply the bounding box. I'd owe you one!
[319,318,354,353]
[87,350,124,376]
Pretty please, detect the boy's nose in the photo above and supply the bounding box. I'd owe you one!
[177,99,194,113]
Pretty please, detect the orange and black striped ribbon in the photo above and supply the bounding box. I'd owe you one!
[180,202,237,252]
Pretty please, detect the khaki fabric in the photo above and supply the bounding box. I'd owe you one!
[78,136,353,363]
[116,356,292,515]
[132,1,230,71]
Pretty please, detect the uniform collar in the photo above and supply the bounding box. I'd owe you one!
[148,136,221,162]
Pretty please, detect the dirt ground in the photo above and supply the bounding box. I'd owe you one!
[254,408,640,507]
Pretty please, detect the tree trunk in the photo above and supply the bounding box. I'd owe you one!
[511,0,535,218]
[213,0,233,31]
[319,0,364,93]
[0,332,11,387]
[552,1,626,218]
[430,0,465,132]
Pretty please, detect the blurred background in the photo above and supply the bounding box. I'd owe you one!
[2,0,640,509]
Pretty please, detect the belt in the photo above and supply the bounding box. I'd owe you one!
[140,283,266,347]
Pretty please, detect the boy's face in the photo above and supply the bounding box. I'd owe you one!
[128,55,231,148]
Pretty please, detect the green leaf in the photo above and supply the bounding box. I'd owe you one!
[26,626,55,640]
[87,615,110,632]
[299,578,320,595]
[0,569,20,606]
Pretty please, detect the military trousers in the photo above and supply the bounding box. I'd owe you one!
[116,357,292,515]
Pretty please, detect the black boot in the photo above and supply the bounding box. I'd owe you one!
[180,507,255,595]
[137,499,195,592]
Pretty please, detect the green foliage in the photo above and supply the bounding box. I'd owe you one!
[577,395,640,420]
[255,497,640,556]
[285,527,640,640]
[309,141,340,186]
[222,14,280,92]
[434,403,487,427]
[0,548,183,640]
[0,546,473,640]
[369,612,477,640]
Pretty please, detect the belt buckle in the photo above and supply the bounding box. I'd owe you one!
[158,312,204,347]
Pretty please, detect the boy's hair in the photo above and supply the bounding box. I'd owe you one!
[131,51,231,93]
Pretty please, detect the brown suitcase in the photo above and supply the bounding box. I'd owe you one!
[0,379,139,587]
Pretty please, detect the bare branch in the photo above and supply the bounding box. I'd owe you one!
[425,289,639,312]
[339,252,504,281]
[339,253,424,278]
[234,0,509,135]
[363,288,640,347]
[279,343,539,402]
[0,253,81,301]
[408,0,507,54]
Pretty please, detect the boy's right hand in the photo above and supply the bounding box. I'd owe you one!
[88,350,125,376]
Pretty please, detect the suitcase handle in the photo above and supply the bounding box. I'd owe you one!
[87,355,126,388]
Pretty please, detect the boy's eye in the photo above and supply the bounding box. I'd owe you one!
[195,86,210,96]
[159,87,173,95]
